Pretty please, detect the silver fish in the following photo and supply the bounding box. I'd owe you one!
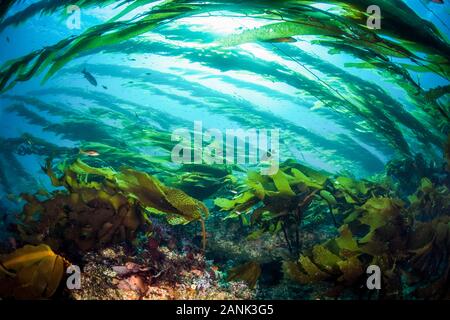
[82,68,97,87]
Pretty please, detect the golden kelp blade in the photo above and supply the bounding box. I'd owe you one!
[0,244,66,299]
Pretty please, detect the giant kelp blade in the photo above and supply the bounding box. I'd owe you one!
[2,244,55,270]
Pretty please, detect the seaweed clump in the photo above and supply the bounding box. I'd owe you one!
[18,158,209,252]
[17,159,144,253]
[283,177,450,299]
[214,155,449,299]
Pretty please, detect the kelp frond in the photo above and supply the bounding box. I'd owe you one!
[38,158,209,249]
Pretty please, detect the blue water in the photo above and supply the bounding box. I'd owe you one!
[0,0,449,203]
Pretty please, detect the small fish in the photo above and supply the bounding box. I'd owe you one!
[79,149,100,157]
[263,37,297,43]
[6,36,10,43]
[82,68,97,87]
[129,58,136,61]
[430,0,444,3]
[102,85,108,90]
[145,72,152,75]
